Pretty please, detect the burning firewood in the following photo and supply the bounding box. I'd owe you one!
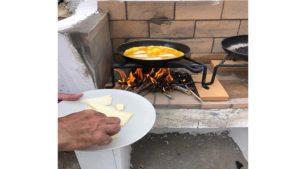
[134,81,152,94]
[114,68,196,96]
[127,72,136,88]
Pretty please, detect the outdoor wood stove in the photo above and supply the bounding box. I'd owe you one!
[107,37,248,94]
[108,40,209,92]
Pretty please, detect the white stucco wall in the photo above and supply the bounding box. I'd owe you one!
[58,33,95,93]
[68,0,85,12]
[58,1,126,168]
[58,0,98,93]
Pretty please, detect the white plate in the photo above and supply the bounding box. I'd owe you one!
[58,89,156,151]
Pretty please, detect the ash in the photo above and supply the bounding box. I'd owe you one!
[227,43,248,51]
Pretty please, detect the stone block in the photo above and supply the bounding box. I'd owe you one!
[113,54,125,63]
[238,20,248,35]
[127,1,174,20]
[143,92,155,105]
[154,92,170,107]
[110,21,149,38]
[175,1,223,20]
[169,91,201,108]
[112,39,126,53]
[98,1,126,20]
[191,53,225,64]
[200,101,232,109]
[154,109,203,129]
[230,98,248,109]
[210,60,248,73]
[226,109,248,127]
[195,20,240,37]
[66,13,112,88]
[174,38,213,53]
[150,21,195,38]
[197,109,235,128]
[212,38,225,53]
[222,0,248,19]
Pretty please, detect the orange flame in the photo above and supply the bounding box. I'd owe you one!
[145,68,156,83]
[165,68,174,82]
[148,68,155,75]
[154,68,167,79]
[114,68,127,83]
[127,72,136,87]
[134,68,144,81]
[117,68,173,87]
[149,76,157,84]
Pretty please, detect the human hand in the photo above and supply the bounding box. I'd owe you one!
[58,93,83,102]
[58,109,121,151]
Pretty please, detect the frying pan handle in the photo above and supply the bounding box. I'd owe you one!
[169,57,204,73]
[179,63,203,73]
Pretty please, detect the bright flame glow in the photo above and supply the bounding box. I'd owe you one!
[117,68,174,87]
[127,72,136,87]
[134,68,144,81]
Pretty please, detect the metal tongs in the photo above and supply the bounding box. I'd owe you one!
[184,84,203,103]
[172,84,192,95]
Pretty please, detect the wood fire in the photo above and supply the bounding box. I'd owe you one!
[114,68,194,99]
[114,68,174,90]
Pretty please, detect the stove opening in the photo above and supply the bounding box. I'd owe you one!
[114,68,199,99]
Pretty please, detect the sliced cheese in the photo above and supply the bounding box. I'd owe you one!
[80,95,112,106]
[88,103,133,126]
[86,105,121,139]
[115,104,124,111]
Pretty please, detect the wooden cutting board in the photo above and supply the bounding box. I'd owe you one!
[192,71,229,101]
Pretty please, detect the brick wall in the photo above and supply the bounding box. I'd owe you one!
[98,0,248,63]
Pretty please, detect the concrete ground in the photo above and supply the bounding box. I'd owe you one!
[58,151,80,169]
[58,132,248,169]
[131,132,247,169]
